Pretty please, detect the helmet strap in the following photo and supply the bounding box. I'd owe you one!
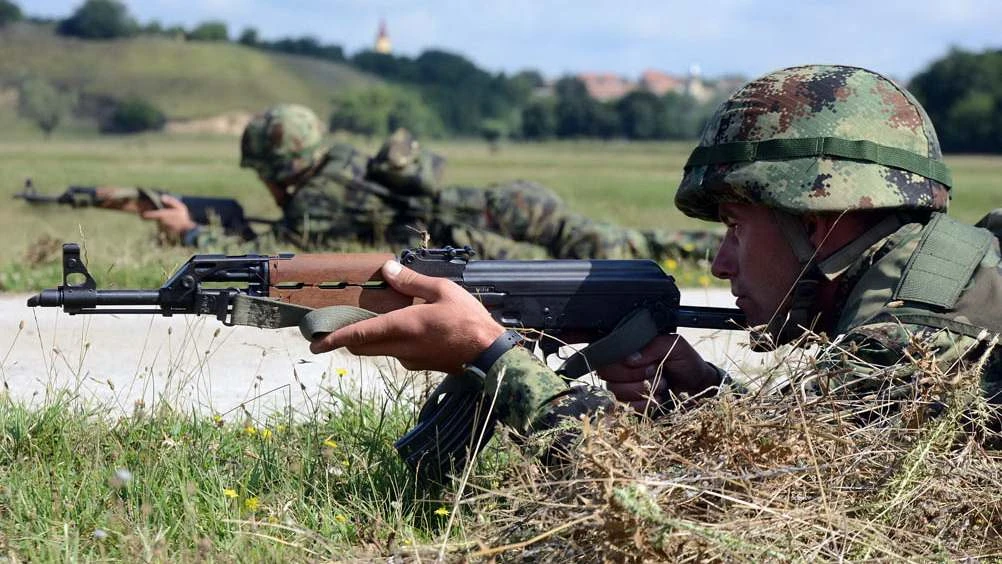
[751,210,823,350]
[752,211,909,351]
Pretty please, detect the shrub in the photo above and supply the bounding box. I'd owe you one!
[18,76,76,138]
[101,97,166,133]
[187,20,228,42]
[57,0,138,39]
[0,0,22,27]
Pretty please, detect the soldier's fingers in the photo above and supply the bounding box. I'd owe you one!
[621,334,683,367]
[628,399,666,413]
[380,261,451,302]
[607,378,666,402]
[599,362,653,383]
[141,209,166,220]
[160,194,184,209]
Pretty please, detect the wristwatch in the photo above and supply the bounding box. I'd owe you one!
[468,330,523,375]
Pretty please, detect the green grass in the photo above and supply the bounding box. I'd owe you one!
[0,134,1000,560]
[0,384,467,560]
[0,24,378,120]
[1,134,999,292]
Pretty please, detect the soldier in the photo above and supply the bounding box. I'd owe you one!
[307,65,1001,454]
[144,104,720,261]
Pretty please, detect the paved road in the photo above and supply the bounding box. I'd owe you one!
[0,289,762,416]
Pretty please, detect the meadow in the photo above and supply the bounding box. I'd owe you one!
[1,134,999,288]
[0,134,1001,561]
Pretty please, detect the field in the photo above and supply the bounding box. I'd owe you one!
[1,135,1001,561]
[2,134,999,288]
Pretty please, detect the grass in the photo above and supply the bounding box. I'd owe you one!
[2,133,997,291]
[0,325,999,560]
[0,24,378,120]
[1,133,1001,560]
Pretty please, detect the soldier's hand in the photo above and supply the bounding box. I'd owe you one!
[598,334,721,413]
[309,260,505,374]
[141,194,198,235]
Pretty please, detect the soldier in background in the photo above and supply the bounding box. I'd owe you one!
[144,104,720,261]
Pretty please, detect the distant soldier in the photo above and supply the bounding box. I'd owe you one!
[145,104,721,260]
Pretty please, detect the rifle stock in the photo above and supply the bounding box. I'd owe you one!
[29,243,745,480]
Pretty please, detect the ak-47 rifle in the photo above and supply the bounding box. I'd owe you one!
[14,178,274,241]
[28,243,744,479]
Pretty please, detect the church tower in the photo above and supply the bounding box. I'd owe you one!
[375,19,392,54]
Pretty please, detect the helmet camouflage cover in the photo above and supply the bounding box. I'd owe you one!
[675,65,952,222]
[240,104,324,184]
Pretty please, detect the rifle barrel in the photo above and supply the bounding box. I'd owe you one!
[28,289,161,309]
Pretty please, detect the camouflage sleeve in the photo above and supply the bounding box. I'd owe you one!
[481,346,615,435]
[181,224,249,251]
[815,321,1001,408]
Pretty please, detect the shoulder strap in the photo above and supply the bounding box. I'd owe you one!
[893,213,994,309]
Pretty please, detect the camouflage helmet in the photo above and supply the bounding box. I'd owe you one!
[240,104,324,184]
[675,65,952,222]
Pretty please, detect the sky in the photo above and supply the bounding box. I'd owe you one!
[26,0,1002,82]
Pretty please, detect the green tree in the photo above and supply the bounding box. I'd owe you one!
[330,86,443,139]
[101,97,165,134]
[187,21,228,42]
[521,99,557,140]
[480,118,507,151]
[57,0,137,39]
[238,27,258,46]
[554,77,594,137]
[910,48,1002,152]
[617,90,664,139]
[18,77,76,138]
[0,0,22,27]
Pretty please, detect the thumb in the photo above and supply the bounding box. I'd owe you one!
[160,194,184,209]
[380,260,447,302]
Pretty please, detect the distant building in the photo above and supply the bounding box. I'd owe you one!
[638,69,684,96]
[575,65,733,103]
[576,72,634,101]
[375,19,392,54]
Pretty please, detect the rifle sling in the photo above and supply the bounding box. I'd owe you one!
[556,308,659,379]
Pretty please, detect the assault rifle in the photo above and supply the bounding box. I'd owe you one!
[28,243,744,479]
[14,178,273,241]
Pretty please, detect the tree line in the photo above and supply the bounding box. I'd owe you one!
[3,0,1002,152]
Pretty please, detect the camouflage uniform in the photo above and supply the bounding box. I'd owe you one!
[192,105,721,261]
[480,65,1001,441]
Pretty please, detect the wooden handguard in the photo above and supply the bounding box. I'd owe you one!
[268,253,417,312]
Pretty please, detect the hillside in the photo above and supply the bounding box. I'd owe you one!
[0,23,380,121]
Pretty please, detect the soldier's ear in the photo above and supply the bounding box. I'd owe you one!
[803,213,838,248]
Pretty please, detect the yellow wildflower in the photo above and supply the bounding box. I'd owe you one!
[336,368,349,378]
[277,424,287,433]
[434,507,449,517]
[244,425,257,436]
[244,497,261,511]
[223,488,238,499]
[260,428,273,440]
[699,275,711,287]
[323,437,338,449]
[334,514,348,524]
[663,258,678,271]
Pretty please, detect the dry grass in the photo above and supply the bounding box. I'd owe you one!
[434,339,1002,562]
